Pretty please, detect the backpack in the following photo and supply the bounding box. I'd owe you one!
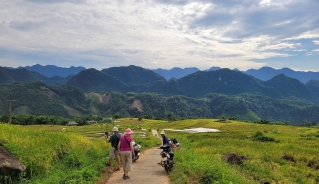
[112,133,121,150]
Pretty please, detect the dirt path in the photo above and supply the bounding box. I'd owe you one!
[105,130,170,184]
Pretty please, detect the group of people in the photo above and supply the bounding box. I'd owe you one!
[105,127,177,180]
[105,127,134,180]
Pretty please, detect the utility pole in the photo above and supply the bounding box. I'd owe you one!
[8,100,15,125]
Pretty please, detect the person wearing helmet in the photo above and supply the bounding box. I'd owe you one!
[160,130,170,146]
[157,130,175,165]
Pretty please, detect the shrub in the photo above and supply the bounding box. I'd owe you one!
[251,131,277,142]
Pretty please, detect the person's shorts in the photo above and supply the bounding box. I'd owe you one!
[109,147,119,159]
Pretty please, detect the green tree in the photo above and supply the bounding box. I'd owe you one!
[0,114,9,123]
[167,112,176,121]
[114,113,120,119]
[74,117,87,126]
[35,116,50,124]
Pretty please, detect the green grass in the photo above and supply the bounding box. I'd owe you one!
[144,119,319,184]
[0,119,160,183]
[1,118,319,184]
[0,124,109,183]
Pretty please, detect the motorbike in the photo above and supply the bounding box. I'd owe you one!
[158,144,174,174]
[132,141,141,162]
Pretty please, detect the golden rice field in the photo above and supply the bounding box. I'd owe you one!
[1,118,319,184]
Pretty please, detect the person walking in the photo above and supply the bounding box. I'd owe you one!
[117,128,135,180]
[105,126,121,172]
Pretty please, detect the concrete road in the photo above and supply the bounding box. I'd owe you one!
[105,147,170,184]
[106,129,170,184]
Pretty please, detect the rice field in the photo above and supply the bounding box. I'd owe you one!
[142,119,319,184]
[1,118,319,184]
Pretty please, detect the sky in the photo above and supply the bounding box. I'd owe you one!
[0,0,318,72]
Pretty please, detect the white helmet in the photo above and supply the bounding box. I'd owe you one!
[160,130,165,135]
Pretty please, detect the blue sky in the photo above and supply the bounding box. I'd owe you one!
[0,0,318,71]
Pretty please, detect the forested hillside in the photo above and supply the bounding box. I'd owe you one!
[66,67,319,104]
[67,68,128,93]
[0,67,70,86]
[1,65,319,125]
[1,82,319,125]
[101,65,166,86]
[0,82,89,117]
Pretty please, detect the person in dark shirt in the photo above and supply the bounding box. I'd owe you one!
[105,126,121,171]
[161,130,170,145]
[157,130,175,165]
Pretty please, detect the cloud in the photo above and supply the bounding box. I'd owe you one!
[154,0,190,5]
[9,21,46,31]
[189,0,319,40]
[0,0,318,71]
[26,0,85,3]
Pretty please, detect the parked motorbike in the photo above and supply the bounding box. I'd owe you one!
[132,141,141,162]
[158,144,174,174]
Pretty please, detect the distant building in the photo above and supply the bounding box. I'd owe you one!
[87,120,97,124]
[66,121,78,126]
[102,117,112,123]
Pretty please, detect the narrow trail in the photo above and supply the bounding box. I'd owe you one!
[105,130,171,184]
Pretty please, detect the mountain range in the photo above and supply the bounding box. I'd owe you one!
[1,64,319,124]
[3,65,318,100]
[9,64,319,84]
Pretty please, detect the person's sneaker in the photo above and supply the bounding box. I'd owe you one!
[123,174,125,179]
[124,175,130,180]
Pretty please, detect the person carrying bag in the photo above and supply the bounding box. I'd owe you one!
[117,128,135,180]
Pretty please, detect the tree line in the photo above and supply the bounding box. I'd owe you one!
[0,114,114,126]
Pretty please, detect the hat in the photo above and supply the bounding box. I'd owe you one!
[124,128,133,135]
[112,127,118,131]
[160,130,165,135]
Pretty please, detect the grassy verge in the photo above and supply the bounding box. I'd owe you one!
[143,119,319,184]
[0,124,108,183]
[0,119,159,183]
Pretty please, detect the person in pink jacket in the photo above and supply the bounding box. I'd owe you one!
[117,128,135,180]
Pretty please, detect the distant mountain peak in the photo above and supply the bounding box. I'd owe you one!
[21,64,86,78]
[152,67,200,80]
[206,66,221,71]
[245,66,319,83]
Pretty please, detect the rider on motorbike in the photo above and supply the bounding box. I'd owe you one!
[157,130,176,165]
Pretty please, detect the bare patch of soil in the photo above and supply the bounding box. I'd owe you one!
[64,105,82,116]
[14,106,30,114]
[40,86,56,98]
[130,99,143,112]
[101,94,111,104]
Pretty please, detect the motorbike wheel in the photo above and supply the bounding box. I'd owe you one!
[168,160,173,172]
[164,161,170,174]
